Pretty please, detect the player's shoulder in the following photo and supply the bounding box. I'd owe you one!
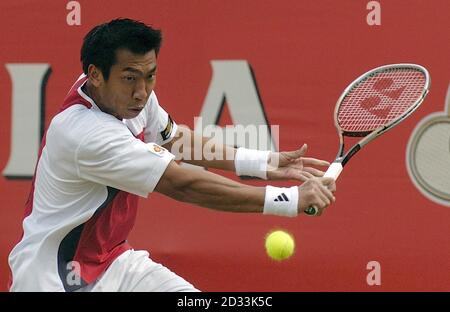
[47,104,127,147]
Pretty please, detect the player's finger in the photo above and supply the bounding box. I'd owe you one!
[285,144,308,160]
[300,171,315,179]
[307,180,330,207]
[270,168,304,181]
[318,183,336,202]
[295,172,315,182]
[316,190,331,207]
[284,169,304,181]
[320,177,336,192]
[320,177,335,185]
[303,167,326,177]
[311,198,328,215]
[301,157,330,167]
[287,161,325,174]
[293,169,317,181]
[289,172,305,181]
[284,161,303,170]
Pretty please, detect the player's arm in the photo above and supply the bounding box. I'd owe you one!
[155,159,336,215]
[163,126,330,182]
[75,123,335,216]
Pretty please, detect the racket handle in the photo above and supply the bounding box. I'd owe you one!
[304,162,343,216]
[323,162,343,180]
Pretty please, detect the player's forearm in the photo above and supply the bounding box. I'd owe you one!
[180,174,265,212]
[156,161,265,212]
[181,136,237,171]
[165,126,237,171]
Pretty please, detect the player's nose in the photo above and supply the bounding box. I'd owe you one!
[133,79,148,102]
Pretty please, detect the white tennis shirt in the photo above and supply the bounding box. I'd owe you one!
[8,75,177,291]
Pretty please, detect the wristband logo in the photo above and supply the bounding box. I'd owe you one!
[274,193,289,202]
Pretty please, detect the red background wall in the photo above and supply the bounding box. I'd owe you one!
[0,0,449,291]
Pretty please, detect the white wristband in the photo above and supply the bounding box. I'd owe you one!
[263,186,298,217]
[235,147,270,180]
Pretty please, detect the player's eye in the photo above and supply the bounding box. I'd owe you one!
[147,74,156,81]
[122,76,136,82]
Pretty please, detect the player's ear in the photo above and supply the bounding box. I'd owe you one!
[87,64,104,87]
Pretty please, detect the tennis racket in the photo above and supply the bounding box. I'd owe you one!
[305,63,431,216]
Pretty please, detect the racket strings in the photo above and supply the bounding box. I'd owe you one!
[338,68,426,133]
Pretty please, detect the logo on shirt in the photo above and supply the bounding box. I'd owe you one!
[148,143,166,157]
[160,115,174,141]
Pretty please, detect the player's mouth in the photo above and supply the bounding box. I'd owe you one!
[129,107,144,113]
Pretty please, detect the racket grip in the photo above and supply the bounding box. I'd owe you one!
[304,162,343,216]
[323,162,343,180]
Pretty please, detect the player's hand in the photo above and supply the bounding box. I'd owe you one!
[297,177,336,216]
[266,144,330,181]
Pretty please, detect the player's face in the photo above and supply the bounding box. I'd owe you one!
[97,49,157,119]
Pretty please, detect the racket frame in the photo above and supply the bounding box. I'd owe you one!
[305,63,430,216]
[333,63,430,169]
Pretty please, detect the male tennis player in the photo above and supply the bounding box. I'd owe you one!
[8,18,336,292]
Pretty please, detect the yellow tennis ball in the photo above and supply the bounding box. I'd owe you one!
[265,230,295,261]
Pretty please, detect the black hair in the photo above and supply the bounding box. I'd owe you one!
[81,18,162,80]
